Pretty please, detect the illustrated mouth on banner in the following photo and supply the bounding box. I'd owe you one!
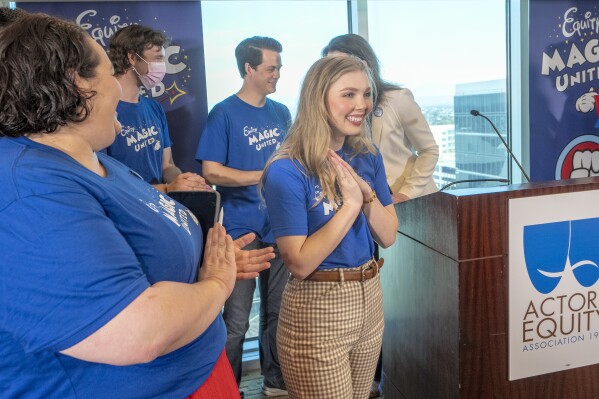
[555,135,599,179]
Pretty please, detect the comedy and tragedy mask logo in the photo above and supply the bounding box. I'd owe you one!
[523,218,599,294]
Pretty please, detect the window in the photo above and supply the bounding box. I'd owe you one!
[367,0,508,189]
[202,1,348,117]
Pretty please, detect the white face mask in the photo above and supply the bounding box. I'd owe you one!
[133,52,166,89]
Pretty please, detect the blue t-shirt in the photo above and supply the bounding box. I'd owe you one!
[196,95,291,242]
[0,137,225,399]
[105,96,172,184]
[263,146,392,269]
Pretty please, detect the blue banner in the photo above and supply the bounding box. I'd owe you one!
[18,1,207,175]
[529,1,599,181]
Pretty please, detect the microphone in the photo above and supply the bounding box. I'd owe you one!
[439,178,510,192]
[470,110,530,182]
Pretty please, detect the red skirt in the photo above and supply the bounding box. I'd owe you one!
[187,350,240,399]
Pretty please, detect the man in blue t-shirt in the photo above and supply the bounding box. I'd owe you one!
[196,36,291,397]
[106,25,210,193]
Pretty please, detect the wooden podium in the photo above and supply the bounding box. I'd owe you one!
[380,177,599,399]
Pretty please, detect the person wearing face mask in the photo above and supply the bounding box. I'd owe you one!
[106,24,210,193]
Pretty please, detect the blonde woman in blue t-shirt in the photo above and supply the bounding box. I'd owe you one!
[261,55,398,398]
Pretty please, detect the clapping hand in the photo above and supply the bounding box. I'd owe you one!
[199,224,236,295]
[233,233,274,280]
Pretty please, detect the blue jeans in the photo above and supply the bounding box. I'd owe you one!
[222,237,287,389]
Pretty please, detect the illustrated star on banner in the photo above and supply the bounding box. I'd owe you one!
[165,81,187,105]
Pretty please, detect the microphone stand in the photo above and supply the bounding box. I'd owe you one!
[470,110,531,183]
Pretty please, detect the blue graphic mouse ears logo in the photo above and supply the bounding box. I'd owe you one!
[523,218,599,294]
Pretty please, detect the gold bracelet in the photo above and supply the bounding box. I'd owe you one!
[363,191,376,204]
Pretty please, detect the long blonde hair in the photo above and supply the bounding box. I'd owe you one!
[261,55,376,207]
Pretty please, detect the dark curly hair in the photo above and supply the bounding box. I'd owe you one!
[0,7,25,28]
[235,36,282,78]
[0,13,99,137]
[108,24,169,76]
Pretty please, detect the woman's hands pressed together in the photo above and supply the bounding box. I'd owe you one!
[328,149,369,207]
[328,150,398,248]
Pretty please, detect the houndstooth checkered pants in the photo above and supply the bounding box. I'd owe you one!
[277,265,384,398]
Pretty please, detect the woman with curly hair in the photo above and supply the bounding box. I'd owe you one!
[0,10,272,399]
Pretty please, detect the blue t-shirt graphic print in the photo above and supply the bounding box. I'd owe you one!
[196,95,291,242]
[106,96,172,184]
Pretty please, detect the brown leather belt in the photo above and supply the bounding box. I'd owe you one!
[305,258,384,282]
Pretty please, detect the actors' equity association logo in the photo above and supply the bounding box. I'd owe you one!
[523,218,599,294]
